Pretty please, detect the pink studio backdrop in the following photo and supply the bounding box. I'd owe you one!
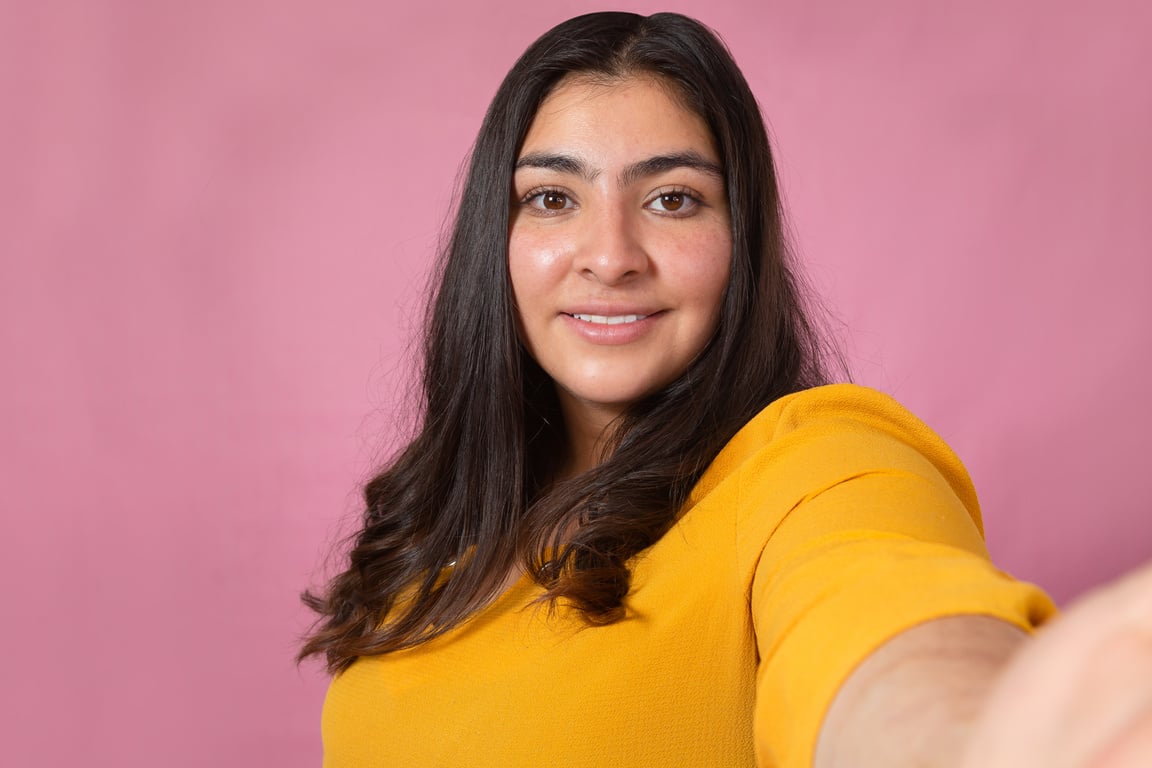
[3,0,1149,765]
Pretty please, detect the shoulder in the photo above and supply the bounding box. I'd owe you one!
[687,383,983,536]
[719,383,960,471]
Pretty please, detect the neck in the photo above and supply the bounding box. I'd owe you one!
[556,391,624,480]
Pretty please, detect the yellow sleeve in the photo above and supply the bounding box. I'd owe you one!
[735,386,1055,768]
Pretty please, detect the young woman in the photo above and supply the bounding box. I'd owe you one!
[301,12,1152,767]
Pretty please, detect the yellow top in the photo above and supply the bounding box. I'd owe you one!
[321,384,1055,767]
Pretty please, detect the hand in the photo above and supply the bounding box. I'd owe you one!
[962,560,1152,768]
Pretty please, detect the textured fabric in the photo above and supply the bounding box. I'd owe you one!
[321,384,1055,767]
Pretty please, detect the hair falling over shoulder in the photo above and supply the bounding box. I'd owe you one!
[299,11,842,674]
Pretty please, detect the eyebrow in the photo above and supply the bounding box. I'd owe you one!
[514,150,724,187]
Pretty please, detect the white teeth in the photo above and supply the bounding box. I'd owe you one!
[571,313,646,325]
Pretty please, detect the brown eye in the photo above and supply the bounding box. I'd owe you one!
[543,192,568,210]
[647,190,699,215]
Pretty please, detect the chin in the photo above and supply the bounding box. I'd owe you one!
[566,380,670,411]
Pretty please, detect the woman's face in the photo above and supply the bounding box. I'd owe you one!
[508,75,732,440]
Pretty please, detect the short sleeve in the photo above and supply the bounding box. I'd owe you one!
[732,386,1055,768]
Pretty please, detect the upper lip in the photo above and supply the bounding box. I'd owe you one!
[562,303,661,317]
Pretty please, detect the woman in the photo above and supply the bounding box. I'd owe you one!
[301,11,1151,767]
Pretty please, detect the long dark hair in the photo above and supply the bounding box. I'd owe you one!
[300,11,839,673]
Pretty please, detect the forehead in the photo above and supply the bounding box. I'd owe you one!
[518,75,719,162]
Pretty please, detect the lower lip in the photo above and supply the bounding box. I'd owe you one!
[561,312,663,345]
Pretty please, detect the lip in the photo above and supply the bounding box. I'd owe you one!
[564,302,660,316]
[560,308,665,345]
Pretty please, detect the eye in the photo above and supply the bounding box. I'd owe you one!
[646,189,700,216]
[542,191,569,210]
[521,188,576,214]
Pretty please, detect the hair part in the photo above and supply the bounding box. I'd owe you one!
[300,11,843,673]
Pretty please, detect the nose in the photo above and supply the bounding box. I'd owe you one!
[573,206,649,285]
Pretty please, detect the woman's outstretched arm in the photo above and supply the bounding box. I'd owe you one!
[815,560,1152,768]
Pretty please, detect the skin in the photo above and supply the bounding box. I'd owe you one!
[819,562,1152,767]
[508,75,732,477]
[507,74,1152,768]
[816,616,1028,767]
[960,560,1152,768]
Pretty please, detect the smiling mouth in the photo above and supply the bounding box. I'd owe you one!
[568,313,648,325]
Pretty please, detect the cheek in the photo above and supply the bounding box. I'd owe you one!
[507,234,573,361]
[508,230,571,305]
[670,233,733,317]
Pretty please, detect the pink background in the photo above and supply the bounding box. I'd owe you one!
[3,0,1149,764]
